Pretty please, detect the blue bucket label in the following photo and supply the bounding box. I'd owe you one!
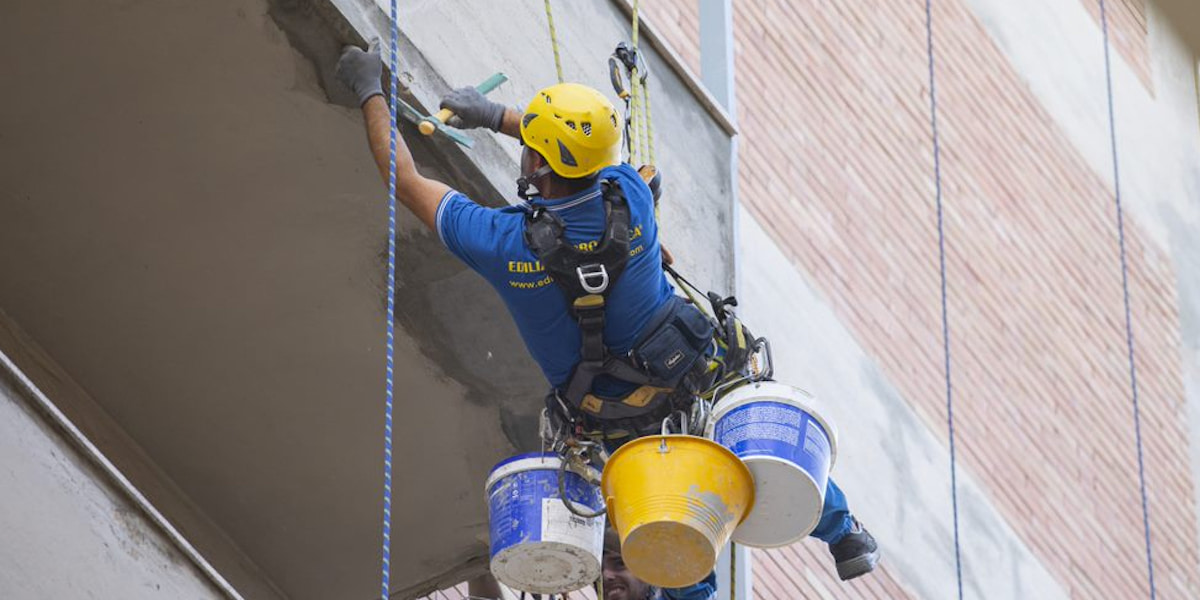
[714,401,831,492]
[541,499,605,551]
[487,464,604,559]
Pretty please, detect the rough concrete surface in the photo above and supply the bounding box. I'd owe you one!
[0,0,734,598]
[0,368,223,600]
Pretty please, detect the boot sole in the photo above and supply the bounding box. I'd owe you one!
[836,548,880,581]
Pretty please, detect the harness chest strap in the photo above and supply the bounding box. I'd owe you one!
[526,180,671,420]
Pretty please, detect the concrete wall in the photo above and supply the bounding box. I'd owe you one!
[643,0,1200,598]
[0,359,224,600]
[0,0,735,598]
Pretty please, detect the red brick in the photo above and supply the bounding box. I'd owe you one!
[644,0,1196,597]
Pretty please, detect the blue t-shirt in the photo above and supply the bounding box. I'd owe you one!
[436,163,675,396]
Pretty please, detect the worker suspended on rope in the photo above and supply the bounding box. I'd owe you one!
[333,45,878,583]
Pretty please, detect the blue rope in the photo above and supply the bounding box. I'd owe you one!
[1098,1,1156,597]
[923,2,963,598]
[382,1,399,598]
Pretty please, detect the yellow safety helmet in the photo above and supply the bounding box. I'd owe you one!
[520,83,622,179]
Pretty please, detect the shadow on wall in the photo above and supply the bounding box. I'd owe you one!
[269,0,549,451]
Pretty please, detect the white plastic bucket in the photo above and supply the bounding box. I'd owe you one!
[485,453,605,594]
[706,382,838,547]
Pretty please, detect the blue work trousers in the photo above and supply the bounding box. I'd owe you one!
[660,477,853,600]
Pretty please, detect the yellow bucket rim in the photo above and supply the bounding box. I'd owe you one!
[602,434,756,525]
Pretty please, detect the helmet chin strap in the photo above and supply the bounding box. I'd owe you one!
[517,164,554,200]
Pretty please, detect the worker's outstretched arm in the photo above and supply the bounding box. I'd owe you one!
[337,46,449,231]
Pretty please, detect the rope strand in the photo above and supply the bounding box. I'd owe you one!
[641,72,655,166]
[629,74,642,165]
[923,2,964,598]
[629,0,648,165]
[382,1,399,599]
[543,0,564,83]
[1099,0,1156,597]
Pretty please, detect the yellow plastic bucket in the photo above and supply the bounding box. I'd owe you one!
[601,435,754,588]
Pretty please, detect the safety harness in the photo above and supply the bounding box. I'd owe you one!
[525,179,713,436]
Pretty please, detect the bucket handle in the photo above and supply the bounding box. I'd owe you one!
[557,451,607,519]
[660,411,688,436]
[689,398,709,436]
[659,411,690,452]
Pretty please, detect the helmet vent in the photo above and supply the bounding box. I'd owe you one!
[564,120,577,131]
[522,113,538,128]
[610,114,618,128]
[581,122,593,136]
[558,140,578,167]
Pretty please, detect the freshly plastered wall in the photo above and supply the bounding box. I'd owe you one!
[0,0,733,598]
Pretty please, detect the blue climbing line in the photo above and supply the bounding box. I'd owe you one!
[1098,1,1156,597]
[923,2,964,598]
[382,0,399,598]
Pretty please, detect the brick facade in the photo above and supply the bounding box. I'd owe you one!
[642,0,1197,598]
[1080,0,1154,91]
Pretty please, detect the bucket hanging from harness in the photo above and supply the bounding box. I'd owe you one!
[524,179,714,434]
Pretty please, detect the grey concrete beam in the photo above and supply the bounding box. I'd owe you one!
[0,310,286,600]
[1,349,229,599]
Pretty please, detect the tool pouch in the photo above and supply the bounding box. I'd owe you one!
[631,295,715,392]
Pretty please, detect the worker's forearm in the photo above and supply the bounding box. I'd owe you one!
[359,95,450,231]
[362,95,420,186]
[498,107,523,139]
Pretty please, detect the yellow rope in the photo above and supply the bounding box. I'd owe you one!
[630,74,642,165]
[641,70,655,165]
[638,77,650,164]
[629,0,651,166]
[630,0,641,52]
[543,0,564,83]
[630,0,656,164]
[1194,53,1200,135]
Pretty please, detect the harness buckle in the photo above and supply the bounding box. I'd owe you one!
[577,264,610,294]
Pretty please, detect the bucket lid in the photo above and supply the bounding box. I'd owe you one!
[708,381,838,467]
[485,452,599,493]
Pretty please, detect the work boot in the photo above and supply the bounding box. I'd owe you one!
[829,518,880,581]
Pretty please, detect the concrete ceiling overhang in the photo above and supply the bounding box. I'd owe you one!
[0,0,735,598]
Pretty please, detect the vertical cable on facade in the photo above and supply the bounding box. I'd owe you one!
[1098,1,1156,597]
[923,1,964,598]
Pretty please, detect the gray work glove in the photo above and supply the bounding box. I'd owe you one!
[440,87,506,131]
[336,45,384,107]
